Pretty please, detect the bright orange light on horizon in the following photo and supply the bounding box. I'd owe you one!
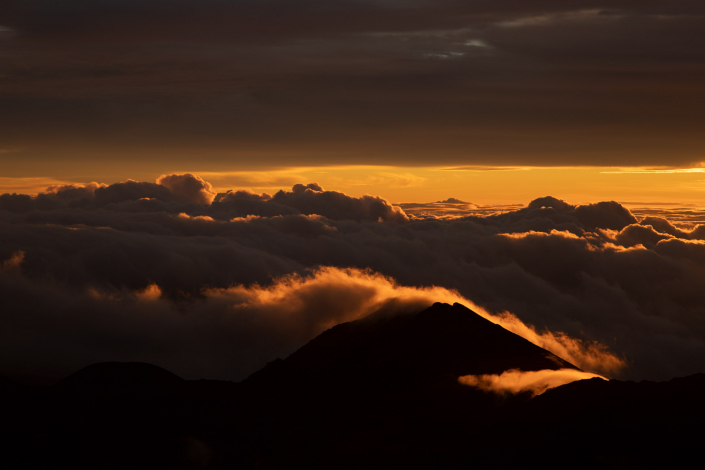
[3,165,705,207]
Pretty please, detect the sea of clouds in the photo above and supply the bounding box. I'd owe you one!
[3,173,705,384]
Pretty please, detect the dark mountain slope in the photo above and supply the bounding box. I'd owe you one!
[495,373,705,467]
[55,361,184,395]
[246,302,575,391]
[1,302,704,468]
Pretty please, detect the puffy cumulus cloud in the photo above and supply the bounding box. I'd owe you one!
[156,173,216,205]
[689,225,705,240]
[4,185,705,382]
[94,180,175,206]
[574,201,638,231]
[639,217,692,239]
[216,189,272,203]
[292,183,323,193]
[44,182,106,201]
[613,224,673,248]
[0,258,618,383]
[496,197,638,233]
[211,189,297,219]
[270,184,410,223]
[527,196,575,212]
[458,369,606,397]
[0,175,410,224]
[0,193,37,213]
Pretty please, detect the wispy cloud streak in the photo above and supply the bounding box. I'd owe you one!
[459,368,606,396]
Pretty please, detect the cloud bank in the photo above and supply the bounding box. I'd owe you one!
[0,260,619,383]
[3,174,705,383]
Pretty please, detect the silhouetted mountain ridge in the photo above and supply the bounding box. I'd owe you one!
[245,302,575,393]
[1,302,704,468]
[55,361,185,396]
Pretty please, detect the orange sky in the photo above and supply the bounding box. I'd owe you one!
[3,165,705,206]
[2,3,705,207]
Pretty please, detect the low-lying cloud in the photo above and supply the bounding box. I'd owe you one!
[0,259,619,383]
[3,174,705,383]
[459,368,606,397]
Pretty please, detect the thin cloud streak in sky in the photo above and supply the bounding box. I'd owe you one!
[440,167,530,172]
[602,168,705,174]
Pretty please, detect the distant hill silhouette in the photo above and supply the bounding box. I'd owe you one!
[1,302,704,468]
[55,362,184,395]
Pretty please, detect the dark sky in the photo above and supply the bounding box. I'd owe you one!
[2,0,705,175]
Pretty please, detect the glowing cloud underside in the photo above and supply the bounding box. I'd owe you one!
[1,256,624,381]
[198,267,624,377]
[459,368,607,397]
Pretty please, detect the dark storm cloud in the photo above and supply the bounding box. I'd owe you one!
[2,1,705,169]
[4,174,705,383]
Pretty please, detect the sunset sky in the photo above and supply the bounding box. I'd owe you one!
[3,1,705,387]
[4,5,705,467]
[2,1,705,203]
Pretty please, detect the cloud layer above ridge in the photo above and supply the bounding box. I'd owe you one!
[3,174,705,383]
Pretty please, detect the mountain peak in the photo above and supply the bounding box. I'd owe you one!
[245,302,576,391]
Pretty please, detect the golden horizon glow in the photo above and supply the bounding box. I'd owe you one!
[3,165,705,206]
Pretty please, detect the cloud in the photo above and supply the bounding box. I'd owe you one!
[1,250,24,271]
[437,198,469,204]
[217,189,272,203]
[613,224,673,248]
[638,217,691,239]
[292,183,324,193]
[269,184,410,223]
[0,177,77,195]
[4,180,705,382]
[602,168,705,174]
[458,368,606,397]
[0,250,619,384]
[0,176,409,223]
[482,310,625,377]
[156,173,216,205]
[94,180,175,206]
[522,197,638,231]
[441,167,528,172]
[44,182,105,199]
[4,2,705,170]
